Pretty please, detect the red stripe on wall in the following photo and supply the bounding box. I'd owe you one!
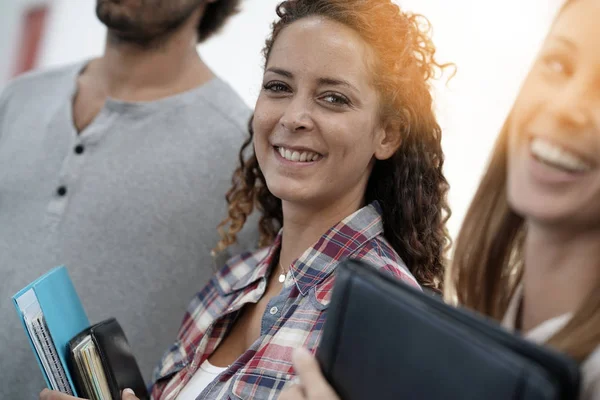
[12,5,49,77]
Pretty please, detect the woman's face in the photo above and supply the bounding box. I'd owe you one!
[252,16,399,212]
[507,0,600,229]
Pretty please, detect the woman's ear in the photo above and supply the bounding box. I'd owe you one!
[374,119,402,160]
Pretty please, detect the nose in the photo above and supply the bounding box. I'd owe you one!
[279,96,315,133]
[547,81,593,130]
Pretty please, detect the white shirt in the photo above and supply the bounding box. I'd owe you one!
[502,286,600,400]
[175,360,227,400]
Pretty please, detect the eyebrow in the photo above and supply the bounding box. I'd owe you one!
[266,67,294,78]
[265,67,360,93]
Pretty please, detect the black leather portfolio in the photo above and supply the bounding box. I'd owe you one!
[316,260,581,400]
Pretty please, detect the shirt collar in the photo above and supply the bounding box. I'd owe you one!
[229,237,281,293]
[291,201,384,295]
[213,247,272,295]
[218,201,385,296]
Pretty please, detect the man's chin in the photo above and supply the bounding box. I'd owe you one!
[97,12,151,45]
[97,1,136,30]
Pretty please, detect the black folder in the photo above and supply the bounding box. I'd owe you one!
[316,260,581,400]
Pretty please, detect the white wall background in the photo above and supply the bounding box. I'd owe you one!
[1,0,563,238]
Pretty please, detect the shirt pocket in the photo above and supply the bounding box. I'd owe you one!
[229,370,291,400]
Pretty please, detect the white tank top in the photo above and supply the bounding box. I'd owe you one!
[175,359,227,400]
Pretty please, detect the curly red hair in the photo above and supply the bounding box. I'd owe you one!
[215,0,452,293]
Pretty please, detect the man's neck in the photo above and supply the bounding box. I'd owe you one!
[86,25,214,102]
[520,222,600,332]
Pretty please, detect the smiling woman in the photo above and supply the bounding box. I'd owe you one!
[448,0,600,397]
[144,1,452,399]
[217,0,453,292]
[255,16,399,214]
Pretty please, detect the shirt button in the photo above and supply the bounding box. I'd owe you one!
[56,186,67,196]
[269,306,278,315]
[74,145,85,154]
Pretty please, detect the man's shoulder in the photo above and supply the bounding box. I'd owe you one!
[192,77,252,133]
[1,62,82,102]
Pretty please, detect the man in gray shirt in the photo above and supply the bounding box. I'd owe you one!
[0,0,256,398]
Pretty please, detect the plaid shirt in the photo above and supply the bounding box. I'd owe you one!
[150,202,419,400]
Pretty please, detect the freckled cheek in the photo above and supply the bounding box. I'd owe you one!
[252,127,270,169]
[254,99,283,134]
[330,121,375,160]
[252,112,277,147]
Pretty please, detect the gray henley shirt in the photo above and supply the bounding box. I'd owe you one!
[0,62,256,399]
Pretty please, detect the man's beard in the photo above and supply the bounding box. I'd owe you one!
[96,0,203,47]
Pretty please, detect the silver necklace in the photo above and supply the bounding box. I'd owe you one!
[278,260,287,283]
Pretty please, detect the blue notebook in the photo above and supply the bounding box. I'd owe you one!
[13,266,90,396]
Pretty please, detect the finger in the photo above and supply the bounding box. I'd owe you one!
[292,348,339,399]
[39,389,83,400]
[279,383,306,400]
[121,388,140,400]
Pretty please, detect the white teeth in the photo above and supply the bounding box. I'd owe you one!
[277,146,321,163]
[530,138,591,173]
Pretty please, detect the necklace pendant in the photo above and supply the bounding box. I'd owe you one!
[278,273,286,283]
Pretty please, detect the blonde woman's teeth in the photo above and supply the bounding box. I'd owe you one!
[531,138,591,173]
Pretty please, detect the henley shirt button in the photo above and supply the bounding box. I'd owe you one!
[56,186,67,197]
[74,145,85,154]
[269,307,278,315]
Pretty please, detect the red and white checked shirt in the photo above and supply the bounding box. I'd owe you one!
[150,202,419,399]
